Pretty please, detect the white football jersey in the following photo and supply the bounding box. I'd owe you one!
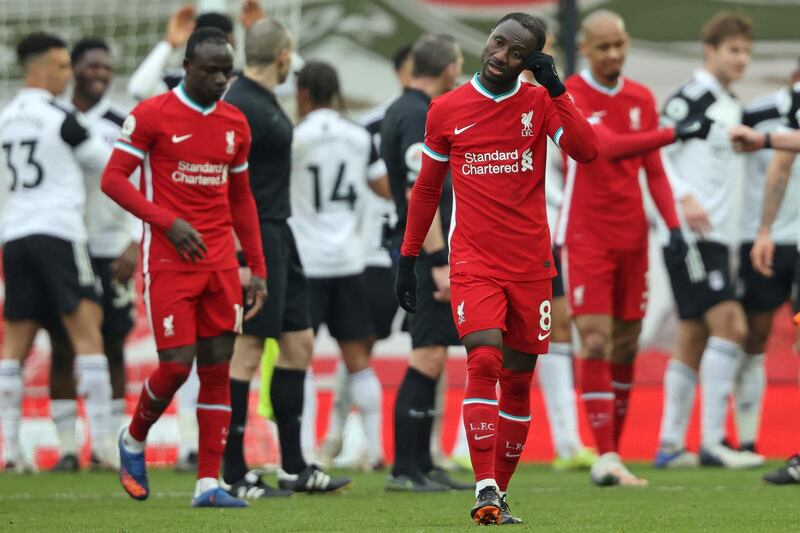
[290,108,380,277]
[740,89,800,245]
[662,69,743,245]
[79,98,142,257]
[0,88,110,244]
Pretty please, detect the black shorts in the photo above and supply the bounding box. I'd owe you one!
[309,274,373,341]
[664,241,736,320]
[408,253,460,349]
[739,242,797,313]
[243,221,311,339]
[365,266,398,340]
[3,235,100,321]
[551,246,565,299]
[92,257,136,337]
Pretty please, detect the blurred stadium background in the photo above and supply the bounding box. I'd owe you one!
[1,0,800,469]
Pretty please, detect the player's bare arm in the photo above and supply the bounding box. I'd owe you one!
[731,124,800,153]
[752,150,797,277]
[239,0,266,30]
[680,194,712,236]
[166,5,197,48]
[111,241,140,283]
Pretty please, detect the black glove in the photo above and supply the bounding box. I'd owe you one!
[665,227,688,269]
[395,255,418,313]
[675,115,713,141]
[523,52,565,98]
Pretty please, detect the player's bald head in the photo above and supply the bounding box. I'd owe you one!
[245,18,293,67]
[581,10,626,42]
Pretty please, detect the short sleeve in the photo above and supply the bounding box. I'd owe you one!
[114,102,158,160]
[421,99,450,163]
[231,120,251,174]
[787,83,800,130]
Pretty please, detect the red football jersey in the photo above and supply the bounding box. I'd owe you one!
[557,71,670,250]
[421,75,575,281]
[114,86,252,273]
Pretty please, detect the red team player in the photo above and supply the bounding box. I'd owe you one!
[396,13,597,525]
[554,11,706,486]
[100,28,267,508]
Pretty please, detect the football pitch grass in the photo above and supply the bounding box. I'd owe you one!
[2,464,798,531]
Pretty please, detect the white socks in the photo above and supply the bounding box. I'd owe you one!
[176,363,199,458]
[734,353,765,446]
[658,359,698,449]
[700,337,740,448]
[325,362,350,443]
[348,367,383,463]
[195,477,219,497]
[121,426,145,454]
[475,477,498,497]
[74,354,113,452]
[300,369,318,463]
[537,343,582,458]
[0,359,23,461]
[51,399,78,456]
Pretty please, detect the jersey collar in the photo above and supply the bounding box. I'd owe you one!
[173,83,217,116]
[470,73,521,103]
[18,87,54,100]
[580,69,624,96]
[693,68,734,100]
[83,97,111,121]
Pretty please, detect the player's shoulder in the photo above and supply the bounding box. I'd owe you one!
[131,91,172,116]
[357,101,390,128]
[564,73,586,91]
[101,103,128,127]
[742,89,788,128]
[662,74,716,121]
[621,77,656,101]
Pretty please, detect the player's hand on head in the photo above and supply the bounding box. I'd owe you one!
[395,255,419,313]
[167,218,207,263]
[751,229,775,278]
[244,275,267,320]
[523,52,565,98]
[729,125,764,153]
[679,195,711,237]
[431,264,451,303]
[111,242,140,284]
[240,0,266,29]
[166,4,197,48]
[675,115,713,141]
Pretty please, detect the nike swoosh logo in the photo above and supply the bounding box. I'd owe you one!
[454,123,477,135]
[538,331,551,341]
[172,134,193,143]
[474,433,494,441]
[505,452,522,458]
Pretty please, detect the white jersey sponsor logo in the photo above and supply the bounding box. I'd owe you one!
[461,148,535,176]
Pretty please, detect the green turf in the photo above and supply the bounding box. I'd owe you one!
[1,463,798,531]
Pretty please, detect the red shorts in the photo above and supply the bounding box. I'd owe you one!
[561,244,648,320]
[449,273,553,354]
[144,268,243,351]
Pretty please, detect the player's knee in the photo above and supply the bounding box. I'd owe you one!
[582,331,607,359]
[410,346,447,378]
[279,329,315,368]
[499,367,533,398]
[466,347,502,381]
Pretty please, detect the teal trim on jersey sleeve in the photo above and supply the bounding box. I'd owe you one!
[422,144,449,162]
[231,161,249,173]
[552,126,564,147]
[114,141,145,159]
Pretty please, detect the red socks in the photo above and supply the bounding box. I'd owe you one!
[580,358,615,455]
[611,362,634,449]
[196,362,232,480]
[129,361,191,442]
[495,368,533,492]
[463,346,502,483]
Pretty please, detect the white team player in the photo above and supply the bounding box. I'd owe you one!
[0,33,113,472]
[46,37,142,472]
[655,13,763,469]
[289,61,391,470]
[317,44,411,471]
[732,72,800,456]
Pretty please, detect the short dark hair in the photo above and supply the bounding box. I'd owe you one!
[494,12,547,52]
[297,61,341,106]
[195,12,234,35]
[17,32,67,66]
[185,27,229,61]
[393,43,413,72]
[701,11,752,47]
[411,34,458,78]
[71,37,109,66]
